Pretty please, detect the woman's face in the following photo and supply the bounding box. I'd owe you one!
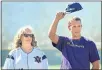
[21,28,34,45]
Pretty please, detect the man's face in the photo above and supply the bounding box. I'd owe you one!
[68,20,82,37]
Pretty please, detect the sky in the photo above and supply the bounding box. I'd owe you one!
[2,2,101,49]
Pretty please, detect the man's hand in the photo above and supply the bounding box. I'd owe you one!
[55,12,65,21]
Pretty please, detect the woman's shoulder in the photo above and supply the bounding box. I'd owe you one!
[34,47,43,51]
[33,47,45,54]
[8,48,20,55]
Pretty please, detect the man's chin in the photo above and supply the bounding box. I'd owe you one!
[74,33,81,37]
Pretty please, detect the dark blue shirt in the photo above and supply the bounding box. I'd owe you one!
[52,36,100,69]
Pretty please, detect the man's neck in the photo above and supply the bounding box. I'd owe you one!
[72,35,81,40]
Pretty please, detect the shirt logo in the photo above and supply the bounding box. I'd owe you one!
[34,56,41,63]
[67,42,84,48]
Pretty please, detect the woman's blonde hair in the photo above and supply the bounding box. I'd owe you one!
[13,26,37,48]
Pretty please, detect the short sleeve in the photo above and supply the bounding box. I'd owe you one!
[41,52,48,69]
[52,36,67,52]
[3,50,15,69]
[89,41,100,63]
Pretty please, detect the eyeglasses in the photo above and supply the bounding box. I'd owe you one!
[23,34,34,37]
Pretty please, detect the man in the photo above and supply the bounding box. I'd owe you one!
[48,12,100,69]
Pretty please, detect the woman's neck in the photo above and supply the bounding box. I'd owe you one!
[21,44,33,53]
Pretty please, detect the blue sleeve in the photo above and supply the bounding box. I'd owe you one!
[52,36,67,52]
[3,50,15,69]
[3,55,15,69]
[41,52,48,69]
[89,41,100,63]
[41,55,48,69]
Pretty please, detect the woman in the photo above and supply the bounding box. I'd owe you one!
[3,26,48,69]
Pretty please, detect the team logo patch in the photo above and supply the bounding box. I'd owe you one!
[34,56,41,63]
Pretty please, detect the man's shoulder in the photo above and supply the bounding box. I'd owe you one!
[82,36,95,44]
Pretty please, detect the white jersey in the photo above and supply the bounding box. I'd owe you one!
[3,47,48,69]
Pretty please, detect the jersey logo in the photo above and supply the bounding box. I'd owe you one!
[34,56,41,63]
[7,55,14,60]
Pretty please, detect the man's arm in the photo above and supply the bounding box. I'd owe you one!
[48,12,65,44]
[89,41,100,70]
[92,60,100,70]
